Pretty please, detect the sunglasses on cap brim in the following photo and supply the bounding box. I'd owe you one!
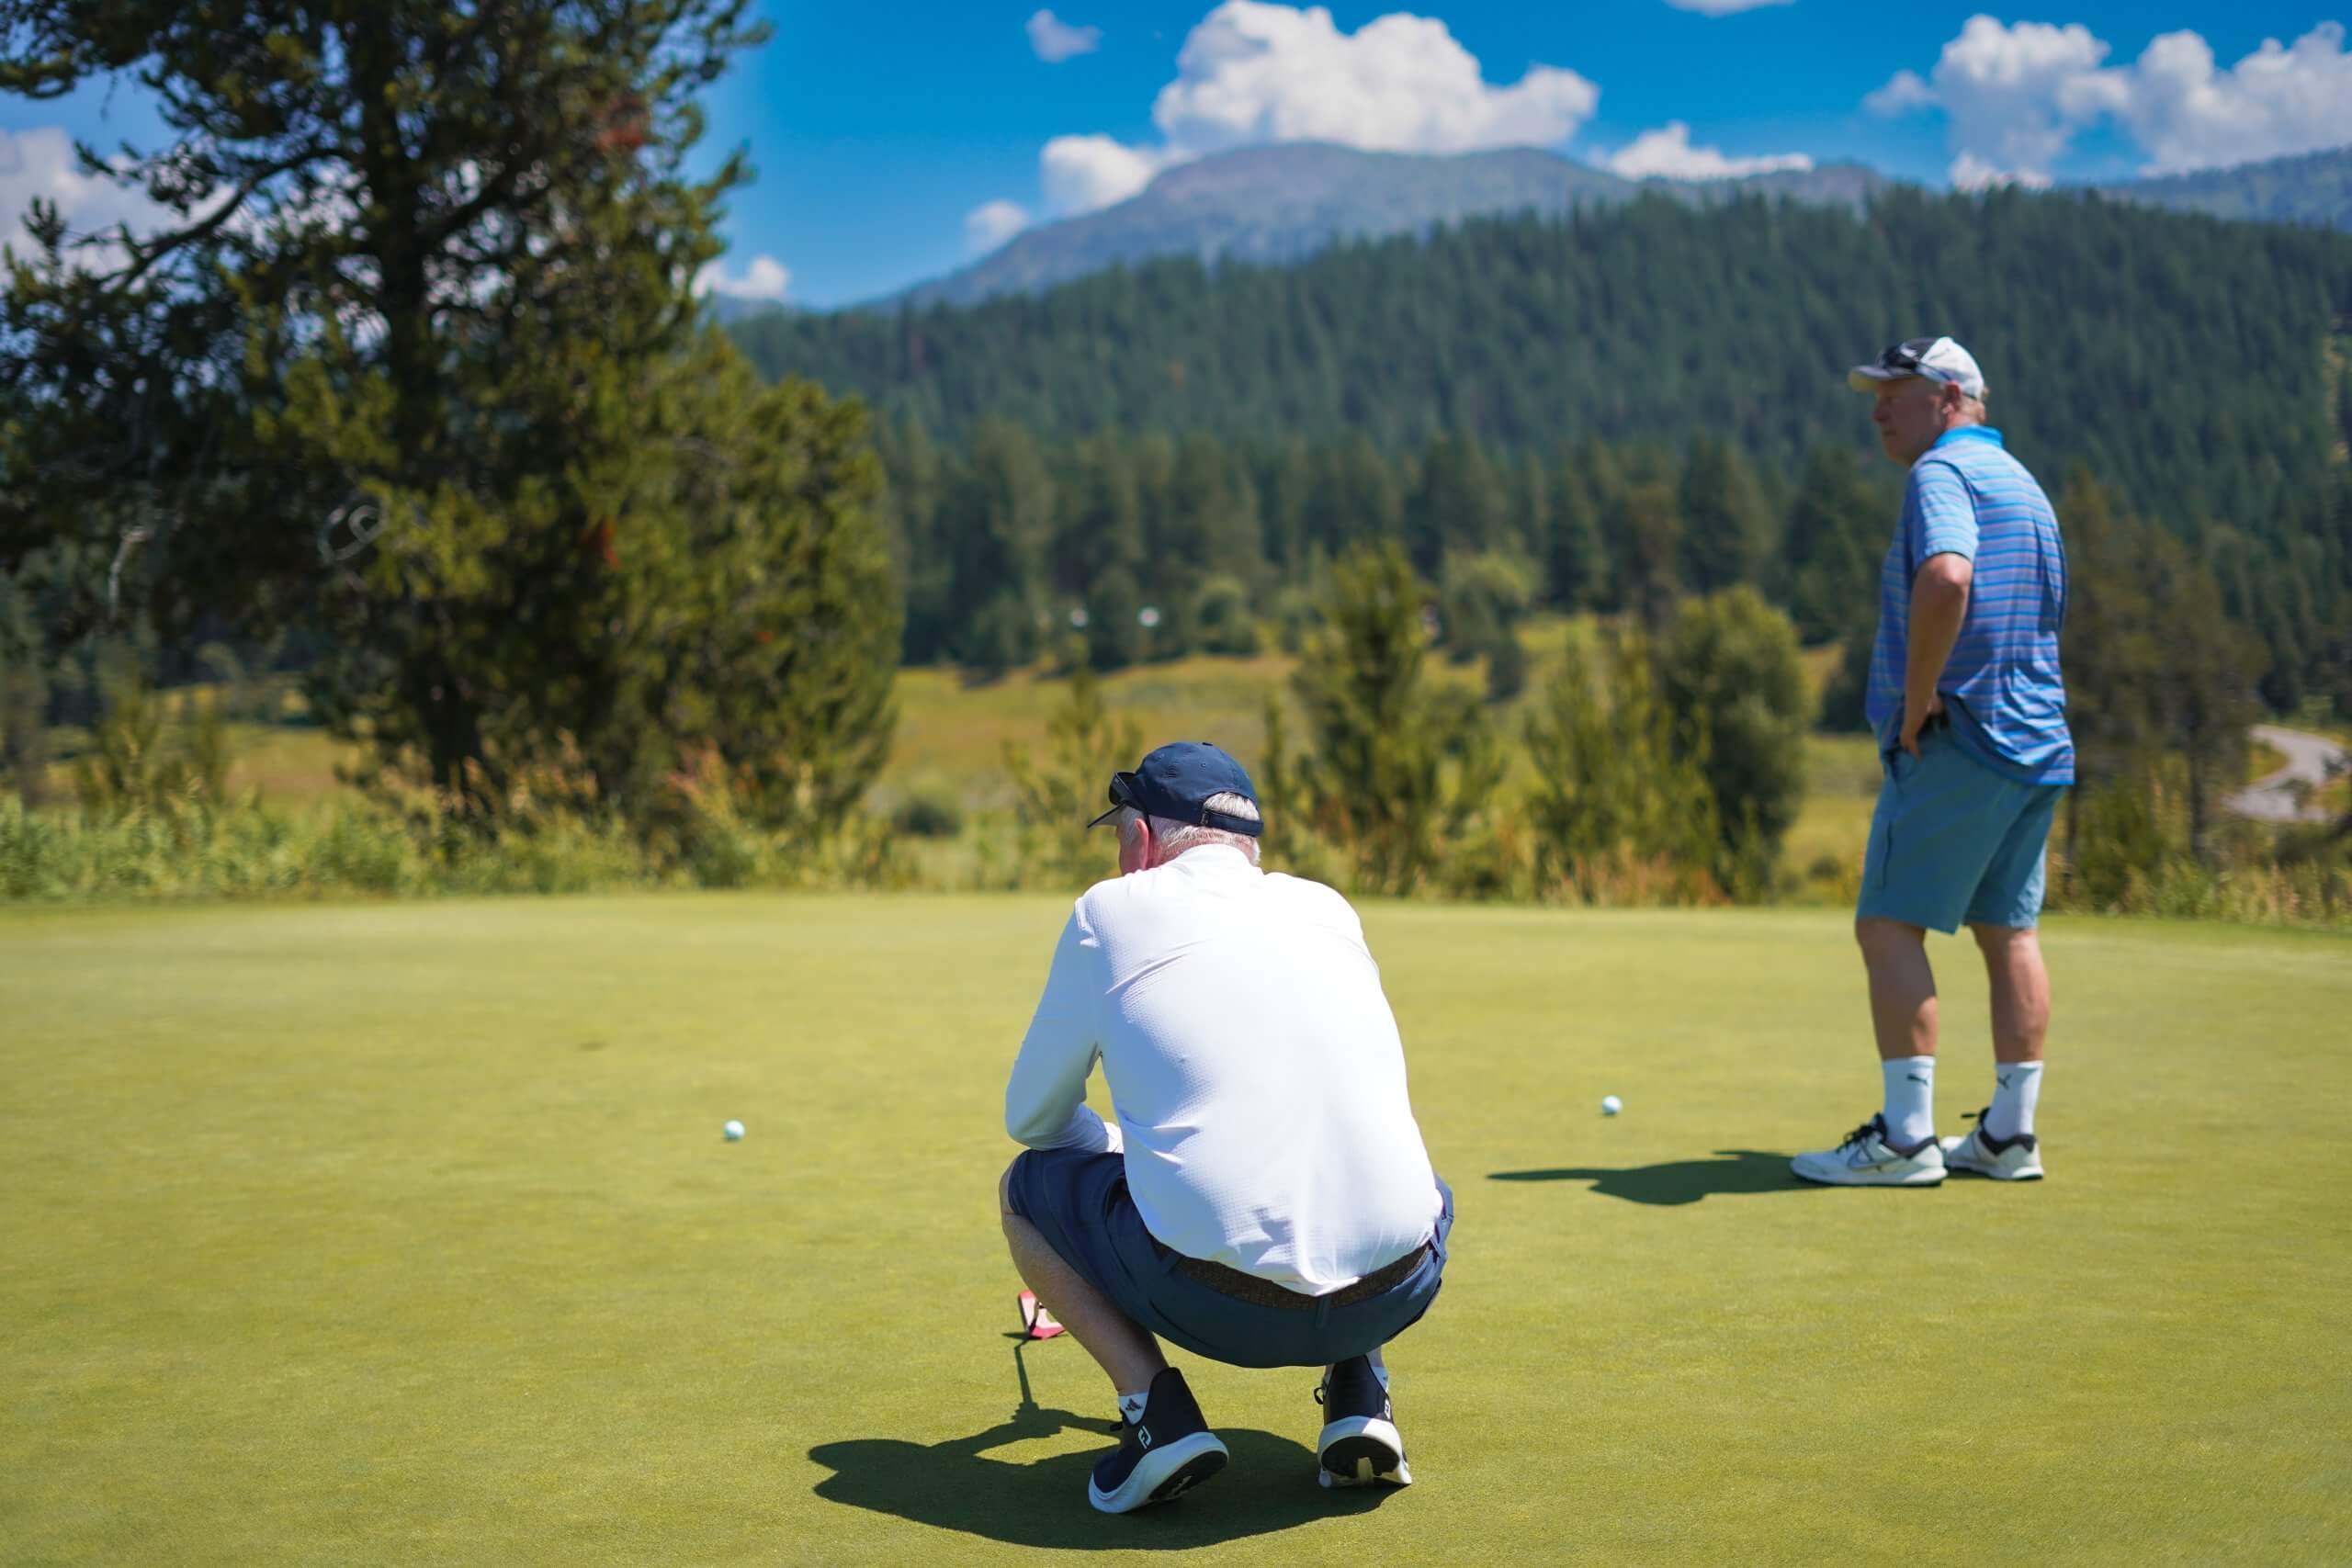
[1876,338,1945,377]
[1085,771,1142,829]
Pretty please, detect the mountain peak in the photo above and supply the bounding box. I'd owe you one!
[868,141,2352,313]
[886,143,1888,311]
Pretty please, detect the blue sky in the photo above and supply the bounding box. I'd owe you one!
[5,4,2348,308]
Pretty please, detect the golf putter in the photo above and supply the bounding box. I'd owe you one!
[1016,1290,1067,1340]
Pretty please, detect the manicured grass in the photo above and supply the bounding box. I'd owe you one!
[5,897,2346,1565]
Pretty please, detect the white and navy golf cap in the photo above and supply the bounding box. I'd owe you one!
[1849,336,1986,400]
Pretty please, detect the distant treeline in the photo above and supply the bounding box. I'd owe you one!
[738,187,2352,712]
[865,413,2351,718]
[871,414,1863,683]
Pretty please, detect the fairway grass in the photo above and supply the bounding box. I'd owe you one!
[4,897,2347,1566]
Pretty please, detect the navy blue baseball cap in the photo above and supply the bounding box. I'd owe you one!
[1087,741,1262,836]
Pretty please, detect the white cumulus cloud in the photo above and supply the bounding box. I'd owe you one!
[1034,2,1600,215]
[1152,3,1599,157]
[1948,152,2052,192]
[694,253,790,301]
[1041,133,1176,212]
[1607,121,1813,180]
[1863,17,2115,183]
[0,125,194,270]
[1869,17,2352,185]
[965,199,1032,253]
[1663,0,1793,14]
[1027,9,1102,63]
[1862,69,1934,117]
[2117,23,2352,174]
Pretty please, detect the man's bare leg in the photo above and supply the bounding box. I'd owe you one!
[1857,916,1939,1059]
[1973,923,2050,1065]
[1000,1164,1167,1397]
[1957,922,2051,1168]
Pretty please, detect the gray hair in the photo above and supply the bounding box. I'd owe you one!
[1118,792,1262,864]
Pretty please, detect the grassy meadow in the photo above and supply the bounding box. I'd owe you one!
[24,624,1889,904]
[5,895,2347,1566]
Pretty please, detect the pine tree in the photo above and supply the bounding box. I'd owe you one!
[0,575,51,807]
[946,419,1055,675]
[888,412,956,664]
[1655,587,1810,896]
[1676,434,1776,595]
[1052,435,1144,604]
[1545,458,1608,612]
[1084,564,1149,672]
[1779,445,1891,645]
[0,0,905,823]
[2143,529,2265,859]
[1611,481,1684,637]
[1286,542,1500,895]
[1438,549,1537,668]
[2051,471,2158,877]
[1406,433,1508,577]
[1523,623,1718,901]
[1003,660,1143,891]
[1172,434,1266,598]
[1264,436,1314,576]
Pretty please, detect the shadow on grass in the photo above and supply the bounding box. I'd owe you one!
[1488,1149,1814,1205]
[810,1346,1393,1550]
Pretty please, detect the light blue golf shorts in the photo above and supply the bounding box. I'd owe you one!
[1858,728,2067,933]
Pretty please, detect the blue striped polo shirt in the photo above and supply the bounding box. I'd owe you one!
[1865,426,2074,784]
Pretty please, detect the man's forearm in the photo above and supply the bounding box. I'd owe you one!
[1016,1105,1125,1156]
[1005,910,1112,1151]
[1905,565,1970,716]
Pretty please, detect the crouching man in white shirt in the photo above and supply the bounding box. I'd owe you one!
[999,740,1453,1516]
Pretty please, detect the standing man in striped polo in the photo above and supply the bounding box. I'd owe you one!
[1793,336,2074,1187]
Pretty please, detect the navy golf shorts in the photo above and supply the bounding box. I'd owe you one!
[1004,1146,1451,1370]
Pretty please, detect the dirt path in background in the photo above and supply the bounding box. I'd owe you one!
[2224,726,2347,823]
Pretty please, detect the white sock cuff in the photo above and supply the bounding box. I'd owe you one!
[1987,1061,2044,1139]
[1882,1055,1936,1145]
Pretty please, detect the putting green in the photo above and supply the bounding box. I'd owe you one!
[3,896,2346,1565]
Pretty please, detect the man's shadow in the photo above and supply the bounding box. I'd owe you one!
[1489,1149,1814,1206]
[808,1344,1392,1550]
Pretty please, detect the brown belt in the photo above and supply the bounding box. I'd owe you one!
[1170,1240,1432,1312]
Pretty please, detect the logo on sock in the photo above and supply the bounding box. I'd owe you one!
[1905,1074,1929,1088]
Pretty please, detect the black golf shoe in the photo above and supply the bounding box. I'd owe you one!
[1087,1367,1228,1514]
[1316,1356,1412,1488]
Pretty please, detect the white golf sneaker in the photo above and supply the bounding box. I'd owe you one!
[1792,1113,1946,1186]
[1940,1109,2045,1180]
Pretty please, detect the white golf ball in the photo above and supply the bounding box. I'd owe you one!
[723,1120,746,1141]
[1600,1095,1623,1116]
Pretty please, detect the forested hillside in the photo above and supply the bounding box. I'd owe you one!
[2104,145,2352,234]
[733,186,2352,713]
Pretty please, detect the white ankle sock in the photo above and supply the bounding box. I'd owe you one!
[1985,1062,2043,1140]
[1117,1391,1148,1425]
[1882,1056,1936,1146]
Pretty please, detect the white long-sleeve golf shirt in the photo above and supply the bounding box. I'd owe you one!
[1004,843,1442,1296]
